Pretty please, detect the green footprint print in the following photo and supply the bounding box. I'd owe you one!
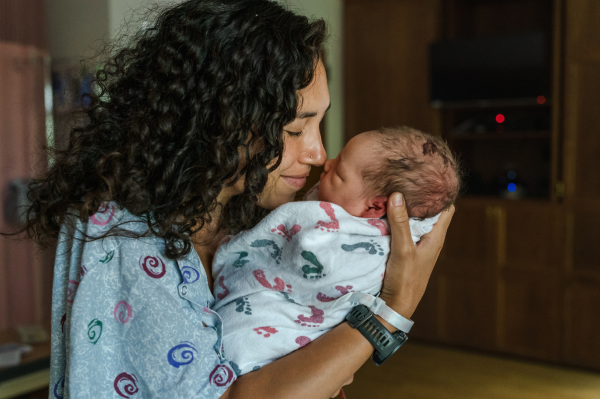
[233,251,250,268]
[250,239,282,264]
[301,251,326,279]
[235,297,252,315]
[341,240,385,256]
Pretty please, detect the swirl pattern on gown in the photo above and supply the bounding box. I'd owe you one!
[90,202,116,226]
[87,319,103,344]
[114,372,139,398]
[181,266,200,283]
[138,255,166,279]
[167,341,198,368]
[53,376,65,398]
[114,301,135,324]
[209,364,235,388]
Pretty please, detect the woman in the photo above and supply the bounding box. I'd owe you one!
[24,1,454,398]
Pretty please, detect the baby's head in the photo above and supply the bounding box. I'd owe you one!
[318,126,461,219]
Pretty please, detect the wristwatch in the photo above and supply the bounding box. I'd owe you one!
[346,305,408,366]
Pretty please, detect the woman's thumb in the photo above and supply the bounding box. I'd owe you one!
[387,193,413,253]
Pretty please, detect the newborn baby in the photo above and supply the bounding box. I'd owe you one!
[212,126,460,376]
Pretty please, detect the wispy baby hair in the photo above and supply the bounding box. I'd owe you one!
[362,126,462,219]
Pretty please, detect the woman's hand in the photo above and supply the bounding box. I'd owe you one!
[380,193,454,319]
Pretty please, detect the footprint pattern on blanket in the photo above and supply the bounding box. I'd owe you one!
[279,292,297,304]
[253,326,279,338]
[250,240,282,264]
[367,219,390,235]
[315,202,339,232]
[301,251,326,279]
[271,224,302,241]
[232,251,250,268]
[216,276,230,300]
[252,269,293,293]
[294,306,325,327]
[341,240,385,256]
[316,285,354,302]
[235,297,252,315]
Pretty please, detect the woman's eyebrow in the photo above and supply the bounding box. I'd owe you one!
[297,103,331,119]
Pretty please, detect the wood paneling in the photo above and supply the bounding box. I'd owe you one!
[0,0,47,50]
[344,0,441,141]
[564,281,600,369]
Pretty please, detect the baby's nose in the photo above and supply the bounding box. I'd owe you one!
[323,158,332,172]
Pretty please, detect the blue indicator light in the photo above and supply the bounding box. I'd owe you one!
[507,170,517,180]
[507,183,517,192]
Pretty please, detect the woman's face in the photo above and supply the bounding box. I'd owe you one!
[257,61,330,210]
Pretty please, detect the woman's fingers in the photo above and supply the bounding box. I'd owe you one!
[417,205,455,251]
[386,193,414,258]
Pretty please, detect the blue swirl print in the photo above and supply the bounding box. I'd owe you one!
[53,376,65,398]
[167,341,197,368]
[181,266,200,283]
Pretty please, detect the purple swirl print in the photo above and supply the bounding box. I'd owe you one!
[167,341,197,368]
[66,280,79,305]
[114,372,139,398]
[138,255,166,279]
[181,266,200,283]
[209,364,235,388]
[90,202,116,226]
[114,301,134,324]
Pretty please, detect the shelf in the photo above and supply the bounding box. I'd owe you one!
[449,131,550,141]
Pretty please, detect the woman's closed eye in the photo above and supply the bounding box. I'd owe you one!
[285,130,304,137]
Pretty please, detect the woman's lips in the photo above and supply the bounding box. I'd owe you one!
[282,175,308,189]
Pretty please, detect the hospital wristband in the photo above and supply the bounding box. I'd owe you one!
[347,292,414,333]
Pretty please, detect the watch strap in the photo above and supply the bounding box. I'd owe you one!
[346,305,408,366]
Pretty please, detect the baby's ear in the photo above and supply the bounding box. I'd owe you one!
[359,196,388,218]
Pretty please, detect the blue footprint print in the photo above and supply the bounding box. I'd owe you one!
[233,251,250,268]
[341,240,385,256]
[250,239,282,264]
[279,292,297,304]
[235,297,252,315]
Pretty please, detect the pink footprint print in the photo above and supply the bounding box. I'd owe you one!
[316,285,353,302]
[216,276,230,300]
[315,202,340,232]
[271,224,302,241]
[253,326,279,338]
[252,270,292,293]
[295,336,312,348]
[368,219,390,235]
[295,306,325,327]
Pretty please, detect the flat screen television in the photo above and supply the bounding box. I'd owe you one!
[430,33,550,107]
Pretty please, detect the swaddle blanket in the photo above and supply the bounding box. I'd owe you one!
[212,200,439,376]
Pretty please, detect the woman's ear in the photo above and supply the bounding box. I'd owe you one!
[359,196,388,218]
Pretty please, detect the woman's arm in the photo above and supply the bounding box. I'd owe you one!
[221,193,454,399]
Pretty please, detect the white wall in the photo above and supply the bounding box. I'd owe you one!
[279,0,344,157]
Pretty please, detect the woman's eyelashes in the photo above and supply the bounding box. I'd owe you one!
[285,130,304,137]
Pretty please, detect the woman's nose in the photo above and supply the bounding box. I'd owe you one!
[300,131,327,166]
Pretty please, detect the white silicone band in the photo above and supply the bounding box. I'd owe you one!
[348,292,414,333]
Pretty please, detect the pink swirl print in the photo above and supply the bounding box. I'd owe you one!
[114,301,134,324]
[114,372,139,398]
[90,202,116,226]
[138,255,166,279]
[66,280,79,305]
[209,364,235,388]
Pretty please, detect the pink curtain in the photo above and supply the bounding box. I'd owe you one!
[0,41,54,331]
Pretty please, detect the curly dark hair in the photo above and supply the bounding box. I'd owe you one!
[19,0,327,259]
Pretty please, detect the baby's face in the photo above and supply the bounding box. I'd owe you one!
[318,132,382,217]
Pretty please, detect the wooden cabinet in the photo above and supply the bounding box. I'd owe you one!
[344,0,600,370]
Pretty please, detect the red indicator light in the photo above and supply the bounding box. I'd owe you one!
[496,114,505,123]
[537,95,546,105]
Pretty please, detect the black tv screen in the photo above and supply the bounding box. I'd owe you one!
[430,33,550,106]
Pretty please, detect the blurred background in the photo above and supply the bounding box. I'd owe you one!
[1,0,599,398]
